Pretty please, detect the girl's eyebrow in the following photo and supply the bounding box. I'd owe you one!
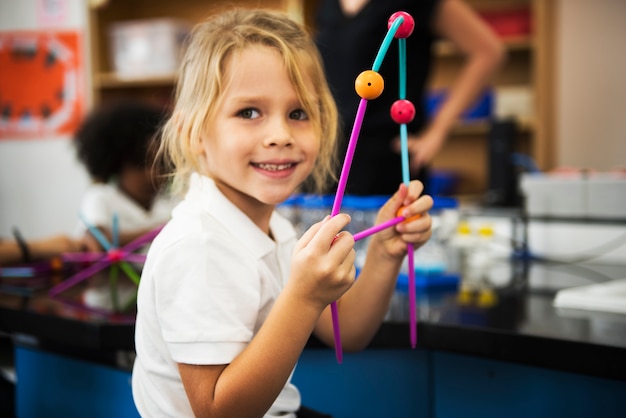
[227,95,261,103]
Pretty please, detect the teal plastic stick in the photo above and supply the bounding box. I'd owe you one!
[400,123,410,185]
[112,212,119,248]
[398,33,417,349]
[372,16,403,72]
[399,38,407,100]
[79,213,111,251]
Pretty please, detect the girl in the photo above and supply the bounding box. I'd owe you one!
[132,9,433,418]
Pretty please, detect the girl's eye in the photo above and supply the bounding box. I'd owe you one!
[290,109,308,121]
[238,108,260,119]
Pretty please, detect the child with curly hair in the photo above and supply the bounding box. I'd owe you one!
[74,100,177,251]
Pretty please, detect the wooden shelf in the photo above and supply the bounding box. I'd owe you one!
[95,72,177,88]
[450,119,533,136]
[434,35,532,57]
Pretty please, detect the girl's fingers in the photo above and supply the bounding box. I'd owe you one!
[397,211,433,237]
[295,215,329,250]
[296,214,352,254]
[313,214,352,250]
[402,180,425,206]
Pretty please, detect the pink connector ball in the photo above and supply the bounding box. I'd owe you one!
[388,11,415,38]
[390,99,416,124]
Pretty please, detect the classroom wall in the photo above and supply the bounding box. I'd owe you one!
[556,0,626,170]
[0,0,91,239]
[0,0,624,241]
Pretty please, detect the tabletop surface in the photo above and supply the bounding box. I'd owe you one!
[1,260,625,380]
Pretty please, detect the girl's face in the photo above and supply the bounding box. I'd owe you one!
[199,45,320,225]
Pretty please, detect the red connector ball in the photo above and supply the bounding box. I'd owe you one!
[107,249,124,262]
[355,70,384,100]
[390,99,416,124]
[388,11,415,38]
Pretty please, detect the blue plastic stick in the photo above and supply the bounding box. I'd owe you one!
[112,212,119,248]
[398,35,417,349]
[79,213,111,251]
[372,16,403,72]
[399,38,407,100]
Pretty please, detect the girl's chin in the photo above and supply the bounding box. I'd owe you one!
[262,187,301,205]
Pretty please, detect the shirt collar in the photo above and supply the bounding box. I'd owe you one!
[185,173,295,259]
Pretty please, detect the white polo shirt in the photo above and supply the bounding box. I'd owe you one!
[132,173,300,417]
[76,182,177,241]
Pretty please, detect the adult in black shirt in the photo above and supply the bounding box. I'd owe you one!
[316,0,504,195]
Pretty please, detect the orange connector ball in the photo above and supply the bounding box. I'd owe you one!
[355,70,384,100]
[397,207,422,223]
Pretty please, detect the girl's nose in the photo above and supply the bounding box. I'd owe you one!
[264,118,294,147]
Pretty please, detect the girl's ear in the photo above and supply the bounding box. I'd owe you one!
[174,111,204,156]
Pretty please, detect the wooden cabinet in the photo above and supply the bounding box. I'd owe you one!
[88,0,302,106]
[429,0,557,195]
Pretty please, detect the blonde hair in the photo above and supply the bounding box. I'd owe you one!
[159,8,338,195]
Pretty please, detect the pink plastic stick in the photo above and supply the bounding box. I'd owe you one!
[353,216,405,242]
[62,252,104,263]
[407,243,417,348]
[123,224,164,253]
[328,98,369,364]
[331,98,368,216]
[49,258,110,297]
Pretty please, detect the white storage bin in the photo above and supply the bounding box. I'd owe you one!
[109,18,191,78]
[587,174,626,219]
[520,173,586,218]
[520,172,626,219]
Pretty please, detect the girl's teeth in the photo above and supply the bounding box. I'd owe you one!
[258,163,292,171]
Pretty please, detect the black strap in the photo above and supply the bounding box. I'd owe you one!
[12,227,30,263]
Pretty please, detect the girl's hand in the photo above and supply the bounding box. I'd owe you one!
[372,181,433,260]
[286,213,356,311]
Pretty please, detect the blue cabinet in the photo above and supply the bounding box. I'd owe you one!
[13,346,626,417]
[292,348,431,418]
[433,352,626,418]
[15,346,139,418]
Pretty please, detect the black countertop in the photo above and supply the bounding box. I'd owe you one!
[1,260,625,381]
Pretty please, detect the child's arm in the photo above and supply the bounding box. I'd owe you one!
[177,214,355,418]
[0,234,82,265]
[315,181,433,351]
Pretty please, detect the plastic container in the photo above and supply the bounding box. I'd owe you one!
[427,170,459,196]
[296,194,334,237]
[426,89,493,122]
[400,196,460,286]
[109,18,191,78]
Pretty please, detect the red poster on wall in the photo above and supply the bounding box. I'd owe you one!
[0,30,86,139]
